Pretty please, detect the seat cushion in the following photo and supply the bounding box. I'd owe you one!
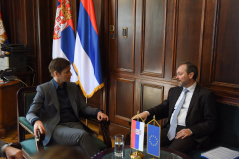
[21,138,48,156]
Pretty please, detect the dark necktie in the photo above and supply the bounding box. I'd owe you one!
[167,88,189,140]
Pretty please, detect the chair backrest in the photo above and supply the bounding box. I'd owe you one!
[17,86,36,117]
[212,103,239,148]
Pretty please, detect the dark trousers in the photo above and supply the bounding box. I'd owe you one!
[51,122,100,158]
[161,125,198,153]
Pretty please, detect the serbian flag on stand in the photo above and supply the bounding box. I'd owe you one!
[0,11,9,56]
[52,0,78,81]
[131,120,145,151]
[73,0,104,98]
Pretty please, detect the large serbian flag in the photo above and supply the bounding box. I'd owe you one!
[52,0,78,81]
[131,120,145,151]
[0,11,9,55]
[73,0,104,98]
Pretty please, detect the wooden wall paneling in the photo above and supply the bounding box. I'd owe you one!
[142,82,168,126]
[13,0,26,43]
[109,75,135,128]
[141,0,166,78]
[164,0,175,80]
[25,0,38,85]
[116,0,135,72]
[36,0,54,84]
[71,0,79,30]
[109,122,130,140]
[212,0,239,85]
[172,0,206,80]
[108,0,116,72]
[134,0,142,76]
[141,83,164,111]
[103,0,109,114]
[200,0,217,86]
[209,0,239,105]
[140,81,173,126]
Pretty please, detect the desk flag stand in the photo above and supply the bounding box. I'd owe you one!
[130,111,145,159]
[147,115,161,158]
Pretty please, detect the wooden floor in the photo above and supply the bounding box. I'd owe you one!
[1,122,115,147]
[1,124,18,144]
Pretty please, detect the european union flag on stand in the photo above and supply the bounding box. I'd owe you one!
[147,124,160,157]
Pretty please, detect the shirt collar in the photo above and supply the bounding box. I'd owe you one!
[183,82,197,92]
[52,79,67,89]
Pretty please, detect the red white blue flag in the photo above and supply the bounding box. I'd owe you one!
[131,120,145,151]
[73,0,104,98]
[52,0,78,81]
[0,11,9,56]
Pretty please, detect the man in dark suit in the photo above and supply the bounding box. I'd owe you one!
[26,58,108,158]
[133,62,216,153]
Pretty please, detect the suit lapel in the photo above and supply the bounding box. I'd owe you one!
[187,84,200,116]
[49,80,60,112]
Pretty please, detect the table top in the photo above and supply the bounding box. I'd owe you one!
[0,80,19,87]
[93,146,192,159]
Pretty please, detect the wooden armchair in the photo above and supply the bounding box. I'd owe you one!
[17,86,112,158]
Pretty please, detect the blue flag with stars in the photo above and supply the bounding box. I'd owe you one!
[147,124,160,157]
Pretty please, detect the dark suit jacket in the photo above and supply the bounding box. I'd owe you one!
[147,84,217,146]
[26,80,99,146]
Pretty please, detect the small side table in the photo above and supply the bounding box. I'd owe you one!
[0,81,20,138]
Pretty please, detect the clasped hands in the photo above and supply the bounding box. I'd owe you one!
[175,128,192,139]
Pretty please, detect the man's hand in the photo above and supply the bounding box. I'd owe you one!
[34,120,46,137]
[175,128,192,139]
[132,111,149,121]
[5,146,23,159]
[97,111,109,121]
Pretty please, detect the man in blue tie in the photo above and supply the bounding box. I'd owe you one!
[133,62,216,153]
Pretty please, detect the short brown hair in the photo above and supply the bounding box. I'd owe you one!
[48,58,71,77]
[179,62,198,80]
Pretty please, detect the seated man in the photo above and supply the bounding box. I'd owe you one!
[26,57,108,158]
[133,62,217,153]
[0,140,23,159]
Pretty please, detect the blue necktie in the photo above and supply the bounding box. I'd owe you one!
[167,88,189,140]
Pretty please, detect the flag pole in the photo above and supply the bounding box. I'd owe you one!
[85,96,88,126]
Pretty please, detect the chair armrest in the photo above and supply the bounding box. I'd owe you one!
[86,117,112,148]
[18,117,34,135]
[99,120,112,148]
[18,117,45,154]
[35,130,45,153]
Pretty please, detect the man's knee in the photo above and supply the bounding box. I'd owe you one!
[168,137,197,153]
[76,132,91,145]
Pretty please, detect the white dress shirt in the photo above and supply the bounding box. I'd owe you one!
[172,82,197,126]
